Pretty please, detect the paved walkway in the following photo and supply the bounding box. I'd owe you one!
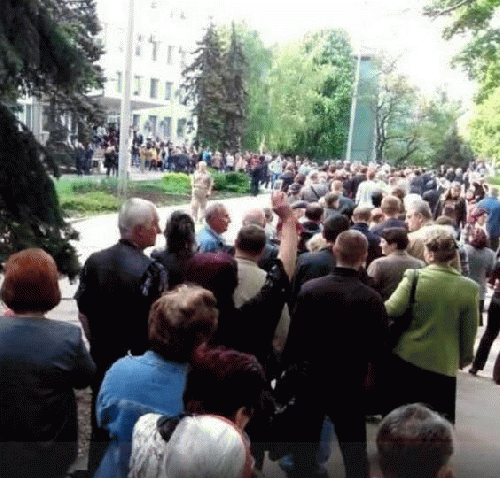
[43,188,500,477]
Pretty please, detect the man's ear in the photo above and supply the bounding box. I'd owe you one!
[234,406,251,431]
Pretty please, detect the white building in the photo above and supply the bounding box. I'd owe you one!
[13,0,206,147]
[95,0,204,145]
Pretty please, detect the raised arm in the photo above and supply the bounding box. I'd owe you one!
[272,191,298,280]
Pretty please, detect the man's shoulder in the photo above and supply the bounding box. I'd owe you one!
[297,249,334,269]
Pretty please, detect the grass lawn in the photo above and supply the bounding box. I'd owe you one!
[53,171,250,217]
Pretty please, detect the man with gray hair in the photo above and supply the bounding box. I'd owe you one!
[197,202,231,253]
[376,403,455,478]
[75,197,167,474]
[405,199,434,262]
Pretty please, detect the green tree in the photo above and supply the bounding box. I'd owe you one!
[469,85,500,159]
[221,23,247,153]
[223,23,273,152]
[182,23,226,150]
[266,38,327,154]
[435,123,475,167]
[0,0,103,278]
[264,29,354,159]
[296,29,354,159]
[424,0,500,103]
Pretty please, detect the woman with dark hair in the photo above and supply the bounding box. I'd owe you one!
[0,248,95,478]
[184,192,298,368]
[367,228,425,300]
[151,210,196,290]
[434,183,467,231]
[93,284,218,478]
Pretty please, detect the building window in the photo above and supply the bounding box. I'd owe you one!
[167,45,174,65]
[165,81,172,100]
[26,104,33,130]
[132,114,140,130]
[163,116,172,137]
[148,115,157,136]
[151,40,158,61]
[116,71,122,92]
[150,78,158,99]
[135,34,143,56]
[179,47,186,69]
[133,75,141,96]
[177,118,187,138]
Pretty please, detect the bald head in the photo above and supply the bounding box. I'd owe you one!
[242,208,266,228]
[333,230,368,268]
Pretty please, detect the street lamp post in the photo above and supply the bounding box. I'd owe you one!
[118,0,135,198]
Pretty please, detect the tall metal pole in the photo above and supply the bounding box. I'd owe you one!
[346,49,362,163]
[118,0,134,197]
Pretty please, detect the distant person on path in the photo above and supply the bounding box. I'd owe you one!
[477,187,500,252]
[191,160,213,223]
[75,198,167,475]
[469,259,500,376]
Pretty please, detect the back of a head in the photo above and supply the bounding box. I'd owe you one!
[119,197,156,238]
[325,192,340,209]
[323,214,350,242]
[423,225,457,263]
[305,203,323,222]
[353,207,372,223]
[333,230,368,266]
[381,196,401,217]
[241,208,266,228]
[382,227,409,251]
[185,253,239,303]
[183,345,266,421]
[1,248,61,314]
[148,284,218,362]
[165,211,195,253]
[130,414,250,478]
[377,403,454,478]
[235,225,266,256]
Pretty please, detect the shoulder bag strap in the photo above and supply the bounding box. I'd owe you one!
[408,269,419,310]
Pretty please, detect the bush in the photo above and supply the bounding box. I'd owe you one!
[60,191,120,214]
[210,170,250,193]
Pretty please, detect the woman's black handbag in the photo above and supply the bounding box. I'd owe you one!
[388,269,419,349]
[264,362,312,461]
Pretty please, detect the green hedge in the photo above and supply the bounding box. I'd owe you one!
[209,169,250,193]
[60,191,120,214]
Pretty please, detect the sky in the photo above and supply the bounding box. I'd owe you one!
[195,0,475,102]
[101,0,477,104]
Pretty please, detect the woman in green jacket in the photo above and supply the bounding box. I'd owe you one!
[385,225,479,423]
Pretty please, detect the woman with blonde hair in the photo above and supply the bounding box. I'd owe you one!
[385,225,479,423]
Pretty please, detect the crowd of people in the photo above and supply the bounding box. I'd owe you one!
[1,156,500,478]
